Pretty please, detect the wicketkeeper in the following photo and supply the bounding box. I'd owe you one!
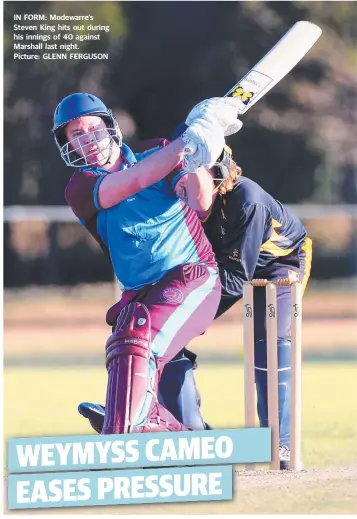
[170,122,312,469]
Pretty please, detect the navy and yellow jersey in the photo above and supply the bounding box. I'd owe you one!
[64,139,216,291]
[200,176,308,301]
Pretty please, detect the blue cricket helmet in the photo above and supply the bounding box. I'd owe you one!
[52,92,122,167]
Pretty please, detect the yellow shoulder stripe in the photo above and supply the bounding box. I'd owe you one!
[260,218,294,257]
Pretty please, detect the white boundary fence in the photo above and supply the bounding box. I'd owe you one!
[4,204,357,222]
[4,205,357,299]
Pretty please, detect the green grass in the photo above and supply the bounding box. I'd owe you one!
[4,363,357,468]
[198,363,357,469]
[4,363,357,514]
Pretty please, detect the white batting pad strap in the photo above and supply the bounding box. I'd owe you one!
[134,354,157,426]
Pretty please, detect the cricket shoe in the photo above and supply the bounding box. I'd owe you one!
[78,402,104,434]
[78,402,190,433]
[279,444,290,470]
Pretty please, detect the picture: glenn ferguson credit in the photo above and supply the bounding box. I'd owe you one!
[13,52,109,60]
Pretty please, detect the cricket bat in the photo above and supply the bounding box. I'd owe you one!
[184,21,322,155]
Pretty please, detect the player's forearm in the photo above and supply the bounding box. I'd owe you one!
[186,168,215,212]
[98,139,185,209]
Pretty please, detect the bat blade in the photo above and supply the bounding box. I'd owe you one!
[226,21,322,114]
[183,21,322,156]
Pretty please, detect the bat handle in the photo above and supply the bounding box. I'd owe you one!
[183,141,197,155]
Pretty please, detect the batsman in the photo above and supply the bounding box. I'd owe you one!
[53,93,243,434]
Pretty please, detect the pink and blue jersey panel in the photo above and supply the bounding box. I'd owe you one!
[65,139,216,290]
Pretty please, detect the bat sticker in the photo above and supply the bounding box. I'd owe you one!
[232,86,254,105]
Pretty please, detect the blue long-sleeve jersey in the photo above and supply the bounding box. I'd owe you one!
[200,176,308,306]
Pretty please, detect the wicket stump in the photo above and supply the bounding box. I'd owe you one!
[243,278,303,471]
